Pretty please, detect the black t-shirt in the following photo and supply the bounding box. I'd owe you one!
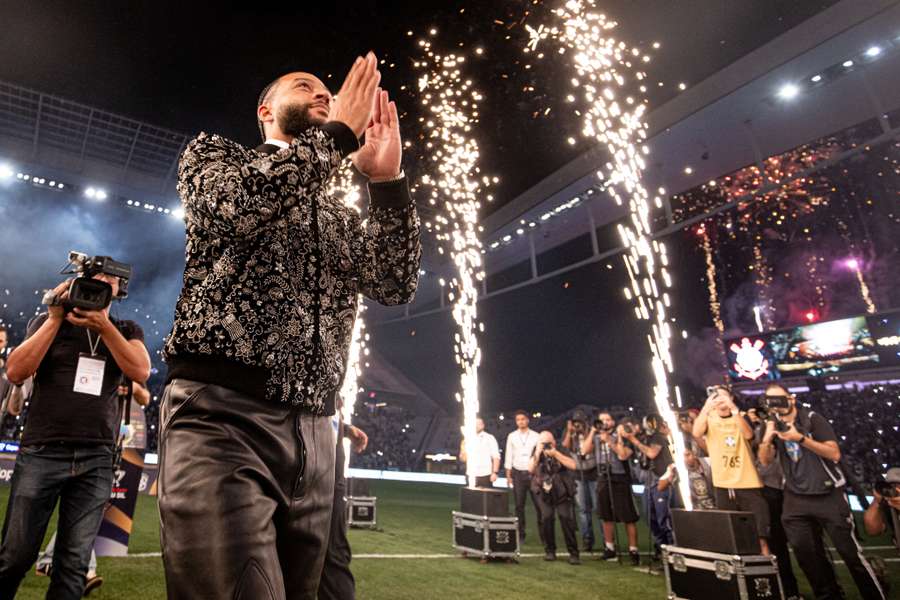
[532,446,577,503]
[774,409,844,495]
[647,431,674,477]
[21,313,144,447]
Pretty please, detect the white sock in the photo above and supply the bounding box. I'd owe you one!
[606,542,615,551]
[629,546,639,553]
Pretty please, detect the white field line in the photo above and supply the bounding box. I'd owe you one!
[120,551,899,562]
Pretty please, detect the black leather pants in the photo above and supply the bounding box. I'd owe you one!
[158,379,335,600]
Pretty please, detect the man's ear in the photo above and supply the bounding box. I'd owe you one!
[257,103,273,129]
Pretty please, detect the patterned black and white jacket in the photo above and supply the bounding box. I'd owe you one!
[163,122,421,415]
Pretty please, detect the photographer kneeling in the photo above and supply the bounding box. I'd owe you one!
[0,267,150,600]
[530,431,580,564]
[581,412,641,565]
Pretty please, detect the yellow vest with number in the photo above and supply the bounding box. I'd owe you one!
[706,413,762,489]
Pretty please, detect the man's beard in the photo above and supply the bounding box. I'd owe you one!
[276,102,326,137]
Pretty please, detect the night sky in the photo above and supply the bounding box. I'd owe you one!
[0,0,839,209]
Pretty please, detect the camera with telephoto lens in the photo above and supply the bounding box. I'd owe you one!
[757,395,791,432]
[43,251,132,312]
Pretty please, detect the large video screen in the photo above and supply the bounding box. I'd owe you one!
[768,317,878,376]
[725,314,891,383]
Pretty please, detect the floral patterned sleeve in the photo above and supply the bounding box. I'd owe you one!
[178,124,358,239]
[351,177,422,306]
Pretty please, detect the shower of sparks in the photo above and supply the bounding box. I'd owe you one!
[414,36,489,487]
[328,160,369,473]
[852,266,877,314]
[533,0,692,508]
[751,244,776,330]
[698,225,724,335]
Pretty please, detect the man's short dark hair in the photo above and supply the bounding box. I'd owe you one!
[257,76,281,142]
[514,410,529,418]
[765,382,791,395]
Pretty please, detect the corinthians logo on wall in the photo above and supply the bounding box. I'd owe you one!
[730,338,770,380]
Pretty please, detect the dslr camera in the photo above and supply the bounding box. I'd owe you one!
[757,395,791,433]
[875,480,899,499]
[44,251,132,311]
[594,418,614,432]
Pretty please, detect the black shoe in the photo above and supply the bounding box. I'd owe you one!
[630,550,640,566]
[568,555,581,565]
[601,548,617,561]
[544,551,557,561]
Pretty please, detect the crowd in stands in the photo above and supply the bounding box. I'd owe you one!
[347,404,420,471]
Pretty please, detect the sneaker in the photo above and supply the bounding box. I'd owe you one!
[83,574,103,596]
[35,564,51,577]
[568,555,581,565]
[601,548,617,561]
[543,551,557,561]
[630,550,640,566]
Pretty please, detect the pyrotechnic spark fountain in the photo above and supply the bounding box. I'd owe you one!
[846,259,877,314]
[414,35,488,487]
[530,0,692,507]
[698,226,724,335]
[751,244,776,329]
[328,160,369,472]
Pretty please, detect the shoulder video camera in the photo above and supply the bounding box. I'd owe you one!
[44,251,132,311]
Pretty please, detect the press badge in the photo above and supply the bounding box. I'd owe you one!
[74,353,106,396]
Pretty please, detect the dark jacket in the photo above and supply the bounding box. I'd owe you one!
[164,124,421,414]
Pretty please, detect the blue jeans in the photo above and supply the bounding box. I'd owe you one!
[0,444,113,600]
[643,484,673,551]
[574,478,597,547]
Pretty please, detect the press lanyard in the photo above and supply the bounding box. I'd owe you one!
[86,330,101,356]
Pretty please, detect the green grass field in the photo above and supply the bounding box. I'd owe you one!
[5,481,897,599]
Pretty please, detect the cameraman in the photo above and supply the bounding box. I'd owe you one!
[622,415,675,557]
[758,383,885,600]
[562,410,597,552]
[529,431,580,565]
[581,412,640,565]
[693,386,771,555]
[864,468,899,553]
[0,276,150,600]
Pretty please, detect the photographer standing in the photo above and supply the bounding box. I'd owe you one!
[622,415,675,558]
[562,410,596,552]
[505,410,541,544]
[530,431,580,565]
[759,383,885,600]
[581,412,641,565]
[0,275,150,600]
[693,386,771,555]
